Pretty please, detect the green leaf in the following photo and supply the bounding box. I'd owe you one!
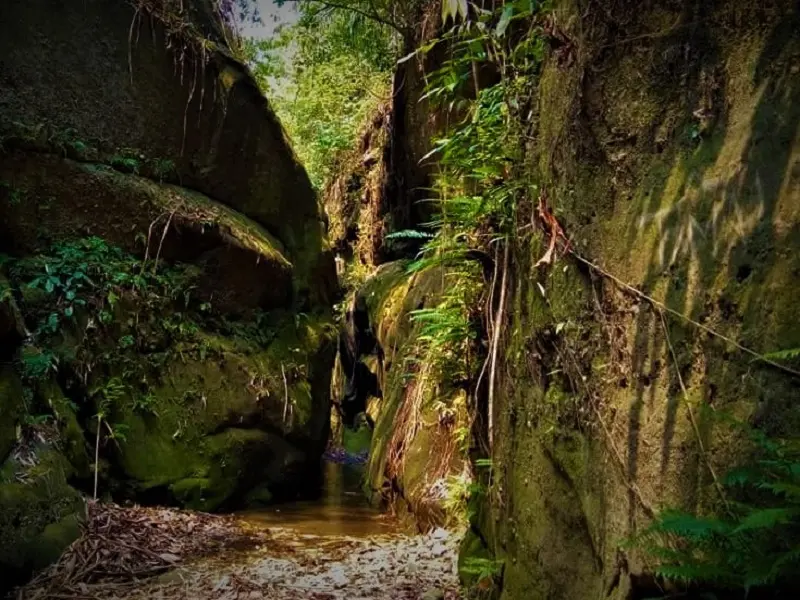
[733,508,795,533]
[496,6,514,37]
[762,347,800,361]
[442,0,468,23]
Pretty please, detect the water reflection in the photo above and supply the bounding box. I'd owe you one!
[238,461,401,537]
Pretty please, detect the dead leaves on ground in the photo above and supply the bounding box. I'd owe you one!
[15,501,271,600]
[14,502,461,600]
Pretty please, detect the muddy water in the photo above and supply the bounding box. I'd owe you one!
[238,461,402,538]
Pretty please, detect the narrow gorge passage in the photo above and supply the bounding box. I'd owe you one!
[3,0,800,599]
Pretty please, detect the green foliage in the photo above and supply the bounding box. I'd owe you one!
[5,237,206,432]
[633,434,800,591]
[22,413,54,427]
[132,392,159,416]
[150,158,176,181]
[19,350,58,382]
[460,556,505,587]
[409,266,481,380]
[0,181,25,205]
[92,377,128,416]
[399,3,546,386]
[442,469,487,528]
[11,236,177,338]
[244,1,397,187]
[763,347,800,362]
[384,229,435,240]
[109,149,142,174]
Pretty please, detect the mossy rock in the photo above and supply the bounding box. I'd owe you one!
[342,421,373,455]
[38,379,91,478]
[0,445,84,589]
[0,366,24,463]
[356,263,476,526]
[0,0,335,303]
[0,275,27,354]
[107,317,334,510]
[0,155,295,316]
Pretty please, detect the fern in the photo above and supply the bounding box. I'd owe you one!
[635,436,800,591]
[762,347,800,361]
[384,229,434,240]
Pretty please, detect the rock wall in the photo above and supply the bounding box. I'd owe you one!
[325,0,800,596]
[356,263,477,530]
[0,0,336,586]
[469,0,800,598]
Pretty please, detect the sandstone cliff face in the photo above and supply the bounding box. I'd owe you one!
[326,0,800,597]
[0,0,336,586]
[469,1,800,598]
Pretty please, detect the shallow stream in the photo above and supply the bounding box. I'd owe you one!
[238,461,402,539]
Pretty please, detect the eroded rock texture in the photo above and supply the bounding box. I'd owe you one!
[0,0,336,586]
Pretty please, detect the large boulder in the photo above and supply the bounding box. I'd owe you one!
[0,368,85,589]
[0,0,335,304]
[350,262,479,529]
[0,0,337,583]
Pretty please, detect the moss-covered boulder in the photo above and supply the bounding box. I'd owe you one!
[104,317,335,511]
[0,275,28,357]
[0,367,24,464]
[0,0,338,581]
[0,155,295,316]
[0,0,334,302]
[353,262,480,529]
[0,441,85,590]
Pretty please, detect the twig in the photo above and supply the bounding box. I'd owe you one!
[139,211,169,278]
[281,363,289,425]
[474,243,500,454]
[153,207,178,273]
[93,415,102,500]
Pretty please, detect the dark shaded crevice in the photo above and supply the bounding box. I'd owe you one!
[336,295,384,428]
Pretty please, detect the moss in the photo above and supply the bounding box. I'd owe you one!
[39,380,91,478]
[0,445,84,582]
[458,529,499,595]
[170,478,228,512]
[342,424,372,455]
[33,513,82,570]
[357,263,475,524]
[106,313,334,510]
[243,483,274,507]
[0,366,24,462]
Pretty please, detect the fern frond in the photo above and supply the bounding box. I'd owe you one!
[384,229,434,240]
[732,508,796,533]
[762,347,800,361]
[653,510,730,539]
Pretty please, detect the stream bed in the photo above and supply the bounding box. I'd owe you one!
[16,462,462,600]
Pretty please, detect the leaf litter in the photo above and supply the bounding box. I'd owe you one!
[13,501,462,600]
